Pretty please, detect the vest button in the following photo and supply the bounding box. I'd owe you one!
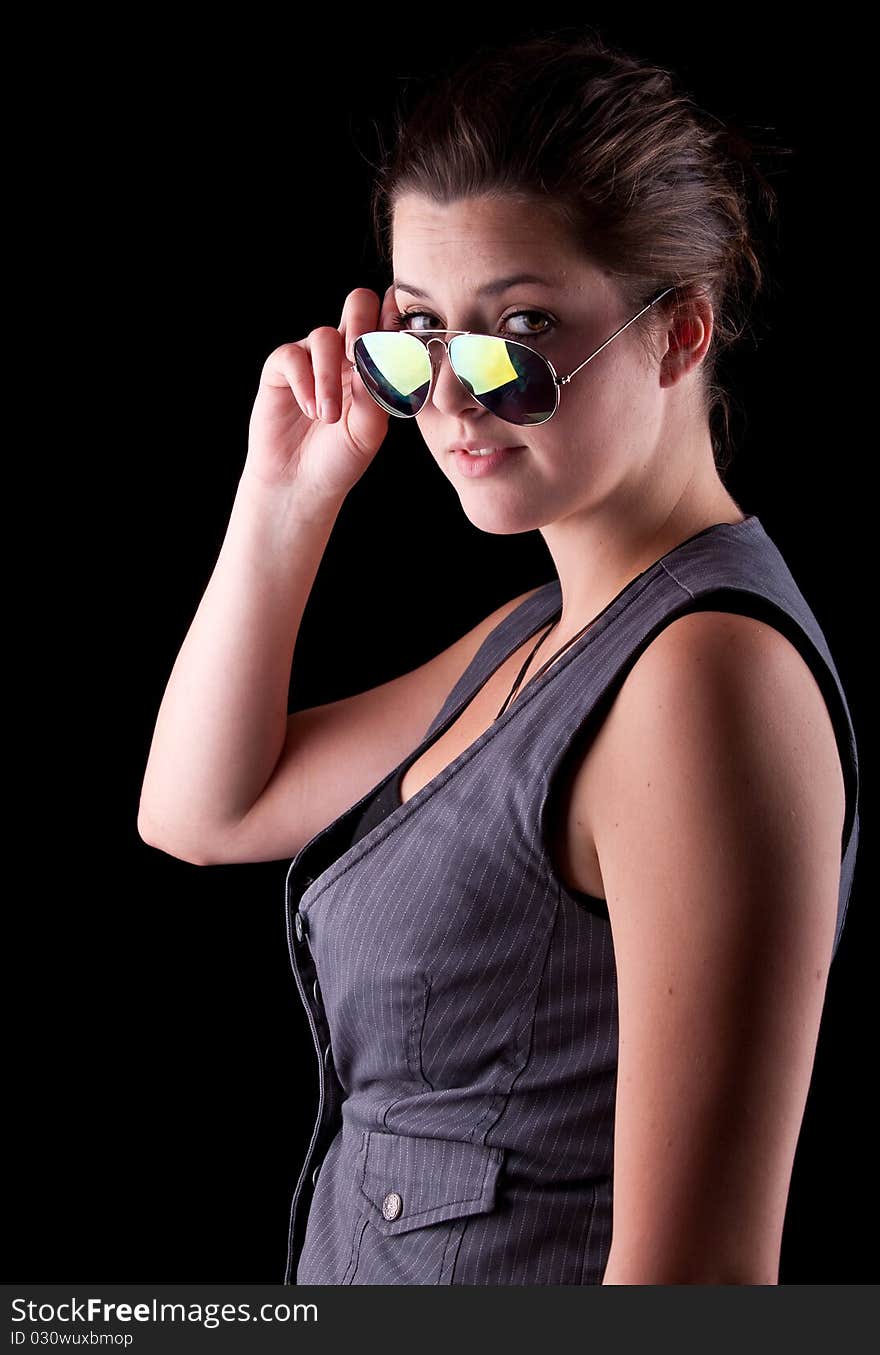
[382,1191,403,1221]
[323,1042,332,1068]
[294,910,308,943]
[311,1163,321,1187]
[312,978,321,1005]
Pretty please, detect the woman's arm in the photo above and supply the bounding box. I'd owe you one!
[581,610,846,1285]
[137,474,343,863]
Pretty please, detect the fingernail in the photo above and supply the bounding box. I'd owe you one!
[321,399,339,422]
[306,399,316,419]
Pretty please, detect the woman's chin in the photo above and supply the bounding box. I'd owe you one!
[459,497,553,536]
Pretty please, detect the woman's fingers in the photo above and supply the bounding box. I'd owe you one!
[258,342,318,420]
[340,282,399,364]
[306,325,347,422]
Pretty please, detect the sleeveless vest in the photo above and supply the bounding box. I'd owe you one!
[281,514,860,1286]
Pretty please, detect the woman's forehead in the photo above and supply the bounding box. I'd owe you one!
[390,195,604,299]
[391,191,572,248]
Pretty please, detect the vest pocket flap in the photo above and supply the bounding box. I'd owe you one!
[358,1130,505,1236]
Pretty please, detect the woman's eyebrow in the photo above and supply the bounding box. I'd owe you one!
[393,272,563,299]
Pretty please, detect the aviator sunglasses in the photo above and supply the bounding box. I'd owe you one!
[351,286,675,427]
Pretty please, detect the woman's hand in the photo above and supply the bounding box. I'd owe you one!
[243,283,400,515]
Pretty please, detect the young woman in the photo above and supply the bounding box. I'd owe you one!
[138,30,860,1285]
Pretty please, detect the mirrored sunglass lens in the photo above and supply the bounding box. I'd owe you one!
[353,332,432,417]
[449,335,557,426]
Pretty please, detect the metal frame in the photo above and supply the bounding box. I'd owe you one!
[350,286,676,425]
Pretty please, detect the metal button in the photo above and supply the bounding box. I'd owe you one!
[294,910,308,943]
[382,1191,402,1221]
[323,1042,332,1068]
[311,1163,321,1187]
[312,978,321,1005]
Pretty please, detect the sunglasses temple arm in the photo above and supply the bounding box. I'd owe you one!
[558,286,676,386]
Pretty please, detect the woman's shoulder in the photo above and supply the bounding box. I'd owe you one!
[576,606,846,896]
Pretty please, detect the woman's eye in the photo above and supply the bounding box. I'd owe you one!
[505,310,554,337]
[392,309,554,337]
[392,310,436,331]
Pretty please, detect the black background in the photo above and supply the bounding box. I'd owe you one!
[10,14,872,1284]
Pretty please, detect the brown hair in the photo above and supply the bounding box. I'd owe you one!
[366,26,793,478]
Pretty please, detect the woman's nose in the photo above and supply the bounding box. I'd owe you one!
[425,340,482,417]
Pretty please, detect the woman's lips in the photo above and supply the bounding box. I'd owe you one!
[451,446,526,477]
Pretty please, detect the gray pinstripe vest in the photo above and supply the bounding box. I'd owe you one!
[282,514,860,1285]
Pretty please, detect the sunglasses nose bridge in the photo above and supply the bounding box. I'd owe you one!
[423,333,451,371]
[421,334,472,404]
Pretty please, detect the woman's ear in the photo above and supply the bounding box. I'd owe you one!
[660,294,713,385]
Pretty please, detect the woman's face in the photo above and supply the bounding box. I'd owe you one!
[390,192,681,536]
